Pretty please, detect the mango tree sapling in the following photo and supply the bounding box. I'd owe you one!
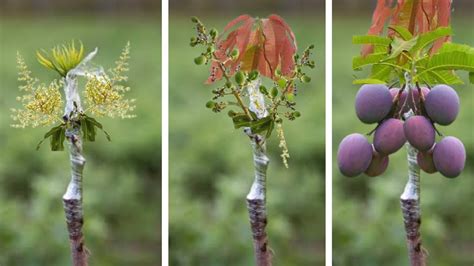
[11,41,135,266]
[337,1,472,265]
[190,15,315,266]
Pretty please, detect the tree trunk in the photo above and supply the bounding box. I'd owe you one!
[63,125,88,266]
[400,110,426,266]
[245,130,272,266]
[60,49,98,266]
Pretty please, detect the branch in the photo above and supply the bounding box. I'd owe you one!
[245,128,272,266]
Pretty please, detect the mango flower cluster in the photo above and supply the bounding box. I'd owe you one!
[84,42,136,119]
[11,53,63,128]
[11,41,135,129]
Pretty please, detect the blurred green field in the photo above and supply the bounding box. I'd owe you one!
[169,14,325,265]
[333,16,474,266]
[0,16,161,265]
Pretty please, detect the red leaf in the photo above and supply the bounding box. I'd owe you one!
[363,0,452,56]
[430,0,451,54]
[206,14,297,83]
[362,0,394,56]
[206,15,255,84]
[264,15,297,76]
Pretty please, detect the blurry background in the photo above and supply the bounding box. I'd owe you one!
[169,1,325,265]
[0,1,161,265]
[333,1,473,266]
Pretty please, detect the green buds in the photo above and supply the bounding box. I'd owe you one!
[277,78,287,88]
[271,87,279,98]
[230,48,239,59]
[225,81,233,88]
[294,111,301,117]
[190,37,197,47]
[235,71,245,85]
[205,101,215,108]
[191,16,199,23]
[248,70,259,81]
[209,28,218,39]
[259,85,268,95]
[301,75,311,83]
[194,55,207,65]
[286,93,295,102]
[227,110,237,117]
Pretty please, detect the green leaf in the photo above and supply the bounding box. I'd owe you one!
[411,27,452,54]
[417,70,463,85]
[415,50,474,79]
[249,117,272,134]
[231,113,252,129]
[352,79,387,85]
[85,116,111,141]
[352,35,391,46]
[265,120,275,138]
[230,113,274,137]
[388,26,413,41]
[50,126,66,151]
[353,53,387,70]
[437,43,474,54]
[388,36,418,59]
[470,72,474,84]
[369,60,396,81]
[80,115,111,142]
[36,124,66,151]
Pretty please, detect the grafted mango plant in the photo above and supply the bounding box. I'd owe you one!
[11,41,135,266]
[190,15,315,266]
[337,1,473,265]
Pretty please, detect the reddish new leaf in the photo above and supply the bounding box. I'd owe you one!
[431,0,452,53]
[206,14,297,84]
[363,0,451,56]
[362,0,394,56]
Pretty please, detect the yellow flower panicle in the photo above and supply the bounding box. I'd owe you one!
[36,40,84,77]
[84,75,135,119]
[84,42,135,119]
[12,53,63,128]
[16,52,37,92]
[276,122,290,168]
[110,41,131,83]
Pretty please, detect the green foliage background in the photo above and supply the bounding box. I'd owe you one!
[333,15,474,266]
[169,14,325,265]
[0,16,161,265]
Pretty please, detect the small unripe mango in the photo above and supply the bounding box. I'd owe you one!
[235,71,245,85]
[286,93,295,102]
[205,101,215,108]
[194,55,207,65]
[230,48,239,59]
[249,70,259,80]
[277,78,286,88]
[301,75,311,83]
[271,87,279,98]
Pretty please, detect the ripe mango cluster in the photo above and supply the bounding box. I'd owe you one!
[337,84,466,178]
